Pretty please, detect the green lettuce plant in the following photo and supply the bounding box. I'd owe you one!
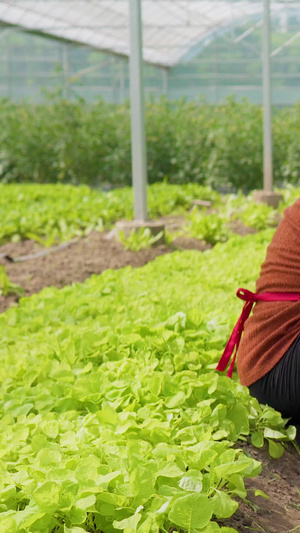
[0,182,218,245]
[0,229,295,533]
[232,202,278,231]
[182,209,230,244]
[118,228,164,251]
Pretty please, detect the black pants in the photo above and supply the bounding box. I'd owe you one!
[249,335,300,426]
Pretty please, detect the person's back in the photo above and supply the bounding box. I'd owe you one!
[236,198,300,423]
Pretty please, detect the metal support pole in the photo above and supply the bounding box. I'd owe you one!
[62,43,69,99]
[129,0,148,221]
[214,35,219,104]
[162,68,168,96]
[4,31,11,98]
[120,59,126,103]
[263,0,273,191]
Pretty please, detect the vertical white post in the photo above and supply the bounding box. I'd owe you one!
[214,36,218,104]
[162,68,168,95]
[5,32,10,98]
[263,0,273,191]
[120,59,126,103]
[129,0,148,221]
[62,43,69,99]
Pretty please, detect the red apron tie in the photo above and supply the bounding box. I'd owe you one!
[216,288,300,378]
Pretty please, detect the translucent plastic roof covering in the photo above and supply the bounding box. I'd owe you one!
[0,0,277,67]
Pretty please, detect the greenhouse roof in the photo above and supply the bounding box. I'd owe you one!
[0,1,296,67]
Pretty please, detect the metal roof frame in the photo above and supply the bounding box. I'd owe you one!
[0,0,280,67]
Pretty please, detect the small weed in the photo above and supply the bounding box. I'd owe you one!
[0,265,25,297]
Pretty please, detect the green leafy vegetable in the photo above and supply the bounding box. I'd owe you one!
[0,229,295,532]
[118,228,164,251]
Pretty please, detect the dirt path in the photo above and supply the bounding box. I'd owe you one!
[222,441,300,532]
[0,229,211,314]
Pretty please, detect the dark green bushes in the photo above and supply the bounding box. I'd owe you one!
[205,98,264,191]
[0,95,298,190]
[0,98,123,185]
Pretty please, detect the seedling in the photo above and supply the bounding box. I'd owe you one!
[0,265,25,297]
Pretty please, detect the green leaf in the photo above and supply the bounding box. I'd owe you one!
[0,486,16,502]
[59,482,78,509]
[251,431,264,448]
[158,463,183,479]
[263,428,286,440]
[198,522,222,533]
[40,419,59,439]
[286,425,297,441]
[97,403,119,425]
[75,494,96,509]
[64,526,88,533]
[227,403,249,435]
[69,507,87,524]
[168,493,213,530]
[137,514,158,533]
[212,461,249,481]
[33,481,61,512]
[178,470,203,493]
[254,489,270,500]
[267,439,285,459]
[19,507,48,528]
[31,434,48,452]
[97,471,122,489]
[212,491,238,519]
[75,456,100,483]
[130,467,156,505]
[165,392,186,408]
[113,513,142,531]
[0,515,17,533]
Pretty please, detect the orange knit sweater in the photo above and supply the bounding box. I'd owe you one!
[237,198,300,387]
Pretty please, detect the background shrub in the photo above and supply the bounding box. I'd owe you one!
[0,94,299,190]
[205,98,264,191]
[273,103,300,185]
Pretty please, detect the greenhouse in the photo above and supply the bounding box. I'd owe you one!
[1,2,300,533]
[0,0,300,104]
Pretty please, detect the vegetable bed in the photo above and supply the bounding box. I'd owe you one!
[0,230,298,533]
[1,182,298,247]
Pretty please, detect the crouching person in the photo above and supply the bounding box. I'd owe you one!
[217,197,300,428]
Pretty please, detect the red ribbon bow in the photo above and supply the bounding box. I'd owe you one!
[216,288,300,378]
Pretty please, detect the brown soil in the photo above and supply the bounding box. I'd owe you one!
[221,441,300,532]
[228,219,258,237]
[1,217,299,532]
[0,230,212,314]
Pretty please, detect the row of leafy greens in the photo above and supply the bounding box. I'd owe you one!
[1,182,299,247]
[0,230,295,533]
[0,183,218,246]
